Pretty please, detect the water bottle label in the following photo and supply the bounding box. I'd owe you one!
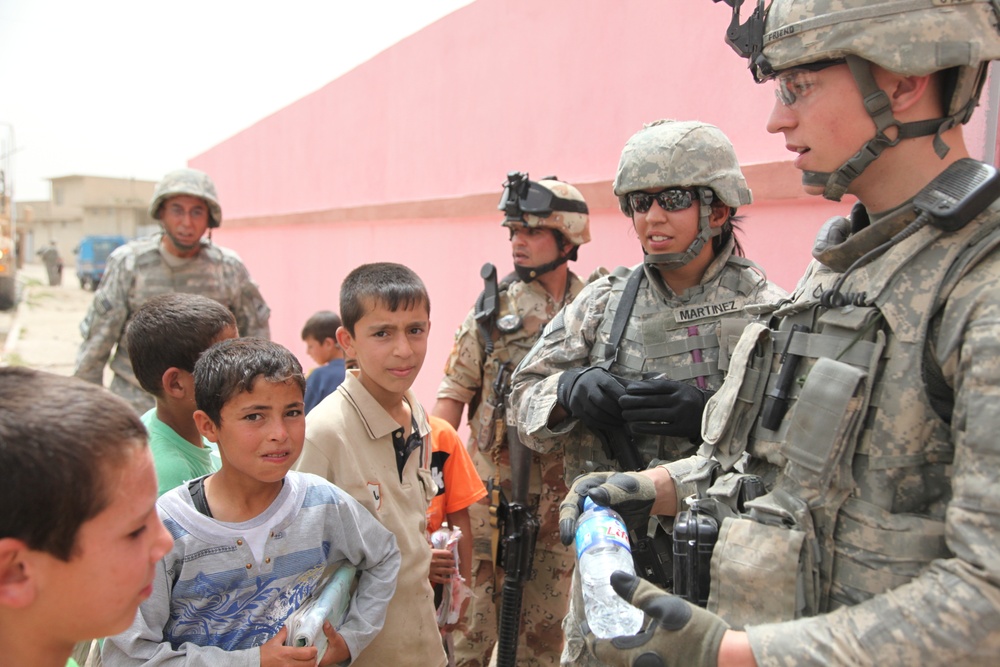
[575,514,630,557]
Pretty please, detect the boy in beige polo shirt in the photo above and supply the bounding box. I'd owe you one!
[296,262,448,667]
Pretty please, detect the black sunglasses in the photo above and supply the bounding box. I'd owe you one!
[627,188,696,214]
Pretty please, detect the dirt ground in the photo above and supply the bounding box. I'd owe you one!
[0,262,95,376]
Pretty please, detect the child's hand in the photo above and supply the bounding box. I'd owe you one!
[429,548,456,584]
[260,626,320,666]
[318,621,350,666]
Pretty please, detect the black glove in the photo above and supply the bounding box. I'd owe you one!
[556,367,628,432]
[618,378,712,440]
[589,572,729,667]
[559,471,657,546]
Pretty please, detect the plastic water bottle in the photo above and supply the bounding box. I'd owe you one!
[575,497,645,638]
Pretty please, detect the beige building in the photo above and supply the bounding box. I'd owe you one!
[18,175,158,266]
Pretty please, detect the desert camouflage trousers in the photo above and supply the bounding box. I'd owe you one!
[451,497,574,667]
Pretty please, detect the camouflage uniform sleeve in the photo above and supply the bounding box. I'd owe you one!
[748,259,1000,665]
[220,249,271,339]
[73,247,133,385]
[508,276,614,455]
[435,307,484,405]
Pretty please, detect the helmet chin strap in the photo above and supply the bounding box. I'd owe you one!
[806,55,963,202]
[642,188,719,271]
[514,254,569,283]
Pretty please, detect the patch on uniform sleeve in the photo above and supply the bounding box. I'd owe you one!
[542,309,566,338]
[93,293,115,316]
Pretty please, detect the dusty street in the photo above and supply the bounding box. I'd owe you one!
[0,262,94,376]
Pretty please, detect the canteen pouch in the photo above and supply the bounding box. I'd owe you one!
[707,489,820,629]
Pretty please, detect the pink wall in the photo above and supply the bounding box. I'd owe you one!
[191,0,997,415]
[206,195,850,411]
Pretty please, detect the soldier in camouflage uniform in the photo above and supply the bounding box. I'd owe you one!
[565,2,1000,666]
[74,168,270,414]
[37,241,63,286]
[508,120,786,667]
[434,173,603,667]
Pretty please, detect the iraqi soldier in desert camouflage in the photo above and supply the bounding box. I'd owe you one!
[433,173,604,666]
[508,119,786,667]
[74,168,270,414]
[565,2,1000,666]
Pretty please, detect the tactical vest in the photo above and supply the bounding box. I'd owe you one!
[573,252,772,475]
[470,274,586,493]
[698,204,1000,628]
[106,236,257,385]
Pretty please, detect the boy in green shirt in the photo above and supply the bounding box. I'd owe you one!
[125,292,238,496]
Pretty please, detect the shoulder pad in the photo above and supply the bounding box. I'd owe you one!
[498,271,518,290]
[609,264,634,279]
[585,266,610,283]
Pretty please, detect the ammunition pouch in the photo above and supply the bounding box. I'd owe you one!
[474,396,506,453]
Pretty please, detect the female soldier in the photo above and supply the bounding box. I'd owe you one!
[507,119,786,666]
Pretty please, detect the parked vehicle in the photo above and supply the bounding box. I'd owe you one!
[75,235,127,290]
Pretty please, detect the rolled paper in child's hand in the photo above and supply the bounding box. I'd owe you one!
[286,563,357,654]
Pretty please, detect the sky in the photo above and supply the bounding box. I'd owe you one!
[0,0,474,201]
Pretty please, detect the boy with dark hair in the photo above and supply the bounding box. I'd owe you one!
[296,262,449,667]
[0,367,173,667]
[301,310,347,414]
[104,338,401,666]
[126,292,238,496]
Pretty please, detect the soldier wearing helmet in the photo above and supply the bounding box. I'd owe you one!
[75,168,270,414]
[433,173,604,667]
[508,120,785,667]
[573,3,1000,667]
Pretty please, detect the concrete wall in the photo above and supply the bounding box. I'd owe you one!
[190,0,999,411]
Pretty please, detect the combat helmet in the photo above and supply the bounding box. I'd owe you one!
[498,172,590,282]
[148,168,223,228]
[614,119,752,271]
[716,0,1000,200]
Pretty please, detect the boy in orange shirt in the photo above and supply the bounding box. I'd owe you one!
[426,415,487,633]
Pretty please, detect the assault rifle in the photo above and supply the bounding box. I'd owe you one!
[495,430,539,667]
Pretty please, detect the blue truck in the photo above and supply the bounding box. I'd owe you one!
[75,235,127,291]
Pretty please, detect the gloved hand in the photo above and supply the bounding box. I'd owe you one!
[556,367,628,432]
[589,572,729,667]
[619,378,712,440]
[559,471,656,545]
[559,471,613,545]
